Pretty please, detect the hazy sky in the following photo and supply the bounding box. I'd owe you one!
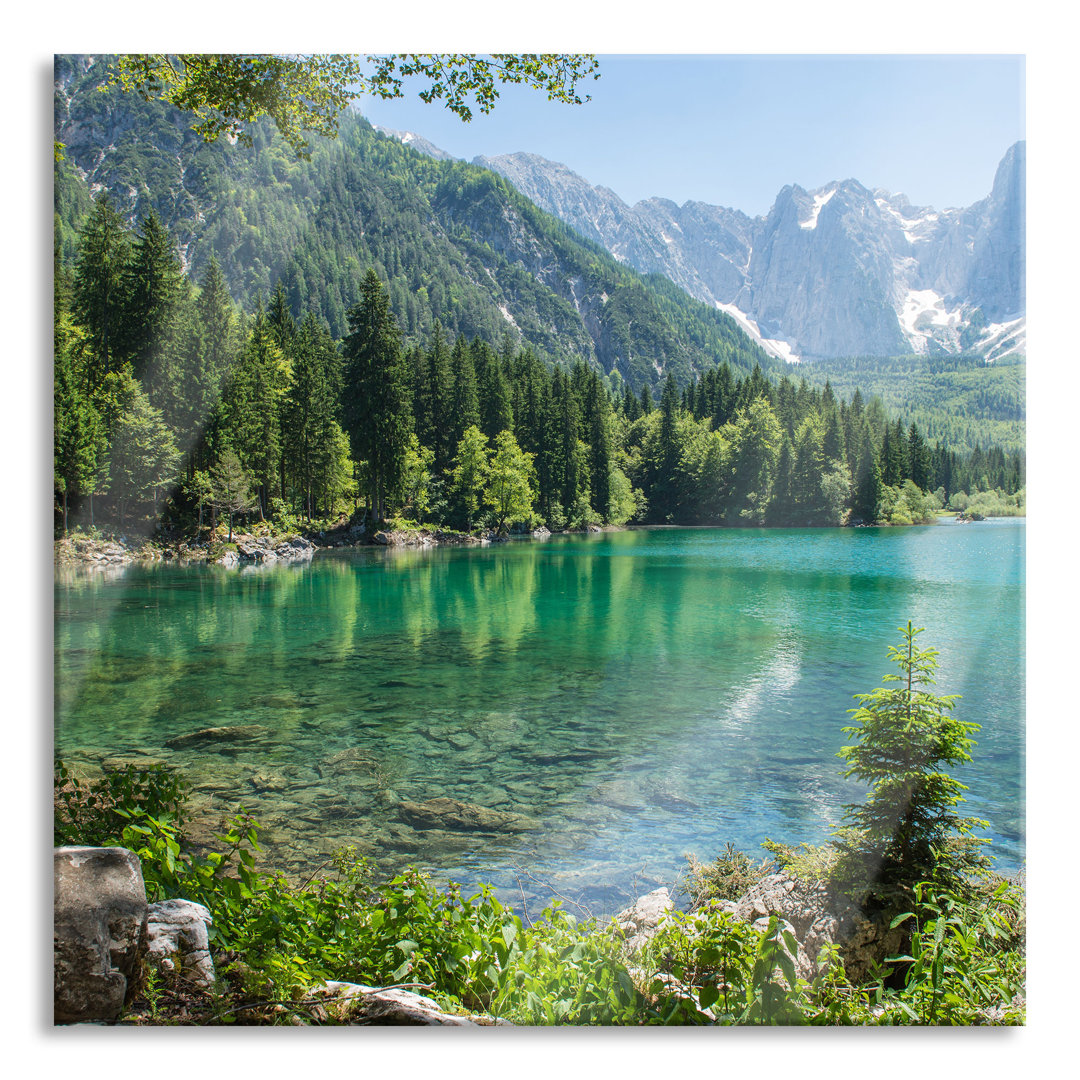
[358,54,1025,218]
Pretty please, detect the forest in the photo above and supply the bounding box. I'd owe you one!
[54,198,1025,540]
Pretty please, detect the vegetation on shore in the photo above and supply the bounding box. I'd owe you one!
[55,195,1023,543]
[54,624,1024,1025]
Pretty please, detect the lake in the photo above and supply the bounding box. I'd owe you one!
[54,520,1025,915]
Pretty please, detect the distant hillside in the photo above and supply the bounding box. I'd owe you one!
[53,55,781,392]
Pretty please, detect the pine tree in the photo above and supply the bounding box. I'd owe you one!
[448,333,480,452]
[108,376,180,529]
[421,320,454,473]
[120,210,185,395]
[72,194,131,391]
[54,322,105,534]
[342,269,413,521]
[266,280,298,351]
[218,308,289,517]
[834,622,991,910]
[210,449,255,542]
[282,312,344,519]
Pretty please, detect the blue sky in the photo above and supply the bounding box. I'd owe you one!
[358,54,1024,218]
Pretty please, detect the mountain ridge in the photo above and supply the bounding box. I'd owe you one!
[469,142,1025,364]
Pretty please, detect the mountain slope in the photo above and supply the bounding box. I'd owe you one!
[53,55,780,392]
[474,143,1026,363]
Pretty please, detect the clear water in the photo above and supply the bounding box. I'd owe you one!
[54,521,1025,914]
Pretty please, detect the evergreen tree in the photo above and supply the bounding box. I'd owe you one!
[120,210,185,395]
[584,371,615,522]
[653,372,682,521]
[342,270,413,520]
[210,449,256,542]
[267,280,298,351]
[852,456,884,525]
[218,308,289,517]
[908,422,930,491]
[72,194,131,391]
[448,333,480,452]
[54,322,105,534]
[108,376,180,529]
[282,312,345,519]
[420,320,454,473]
[834,622,991,910]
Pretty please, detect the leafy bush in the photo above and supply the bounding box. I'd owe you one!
[683,842,774,907]
[760,839,838,883]
[54,758,188,848]
[878,880,1025,1024]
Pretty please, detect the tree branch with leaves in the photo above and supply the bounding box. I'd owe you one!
[107,53,600,159]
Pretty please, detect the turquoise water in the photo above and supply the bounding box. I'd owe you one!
[54,521,1025,913]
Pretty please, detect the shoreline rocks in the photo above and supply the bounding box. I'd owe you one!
[54,846,148,1025]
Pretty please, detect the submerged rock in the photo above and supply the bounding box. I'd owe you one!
[397,796,536,833]
[165,724,268,749]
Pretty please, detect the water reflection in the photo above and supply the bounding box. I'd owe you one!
[55,523,1025,913]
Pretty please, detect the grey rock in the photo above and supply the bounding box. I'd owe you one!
[145,899,215,988]
[306,981,481,1025]
[616,887,674,951]
[715,872,903,983]
[54,846,148,1024]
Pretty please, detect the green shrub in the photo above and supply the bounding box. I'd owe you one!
[683,842,774,907]
[54,758,189,848]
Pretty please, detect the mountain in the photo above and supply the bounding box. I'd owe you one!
[473,144,1026,364]
[53,55,779,393]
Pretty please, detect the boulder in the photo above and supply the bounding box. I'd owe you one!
[306,981,484,1025]
[54,846,148,1024]
[709,872,903,982]
[397,796,536,833]
[145,899,215,988]
[616,887,674,951]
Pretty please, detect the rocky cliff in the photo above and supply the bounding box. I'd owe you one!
[473,142,1026,364]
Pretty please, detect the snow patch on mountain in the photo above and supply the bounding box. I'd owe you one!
[716,303,801,364]
[799,187,836,230]
[899,288,962,346]
[978,318,1026,363]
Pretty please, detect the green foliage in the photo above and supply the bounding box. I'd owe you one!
[54,758,189,848]
[484,429,536,533]
[682,843,774,907]
[881,881,1025,1025]
[110,54,599,159]
[833,622,992,910]
[55,756,1022,1025]
[449,425,490,531]
[760,839,838,883]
